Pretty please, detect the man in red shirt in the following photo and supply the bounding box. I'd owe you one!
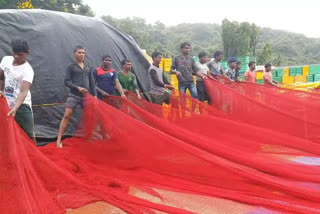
[244,61,256,83]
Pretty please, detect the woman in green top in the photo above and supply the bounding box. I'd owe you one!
[117,59,141,99]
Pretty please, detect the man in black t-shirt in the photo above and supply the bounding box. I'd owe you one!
[170,42,198,99]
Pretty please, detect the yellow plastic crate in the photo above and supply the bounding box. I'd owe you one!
[283,70,290,76]
[283,67,290,76]
[159,59,164,69]
[171,74,178,90]
[255,71,263,80]
[282,76,295,84]
[294,75,307,83]
[303,66,310,76]
[163,58,172,72]
[170,74,197,89]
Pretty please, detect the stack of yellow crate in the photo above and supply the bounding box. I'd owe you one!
[282,67,293,84]
[276,65,314,86]
[163,58,172,72]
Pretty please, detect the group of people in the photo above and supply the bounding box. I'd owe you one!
[0,40,141,147]
[0,39,277,148]
[148,42,279,107]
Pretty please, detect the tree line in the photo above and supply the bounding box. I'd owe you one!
[103,16,320,66]
[0,0,94,16]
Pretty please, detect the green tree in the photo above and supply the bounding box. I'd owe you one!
[222,19,252,58]
[272,53,282,66]
[250,23,260,57]
[236,22,251,56]
[102,16,171,56]
[258,43,273,65]
[222,19,238,58]
[76,4,95,17]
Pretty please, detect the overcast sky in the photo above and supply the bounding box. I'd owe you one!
[84,0,319,38]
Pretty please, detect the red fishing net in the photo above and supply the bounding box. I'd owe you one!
[205,77,320,142]
[2,77,320,214]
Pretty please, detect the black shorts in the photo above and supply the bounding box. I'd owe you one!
[65,95,84,110]
[151,92,170,105]
[196,81,209,102]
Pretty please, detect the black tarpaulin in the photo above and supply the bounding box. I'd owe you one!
[0,9,151,138]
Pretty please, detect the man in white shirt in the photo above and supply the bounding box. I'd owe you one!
[195,52,211,103]
[0,40,36,142]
